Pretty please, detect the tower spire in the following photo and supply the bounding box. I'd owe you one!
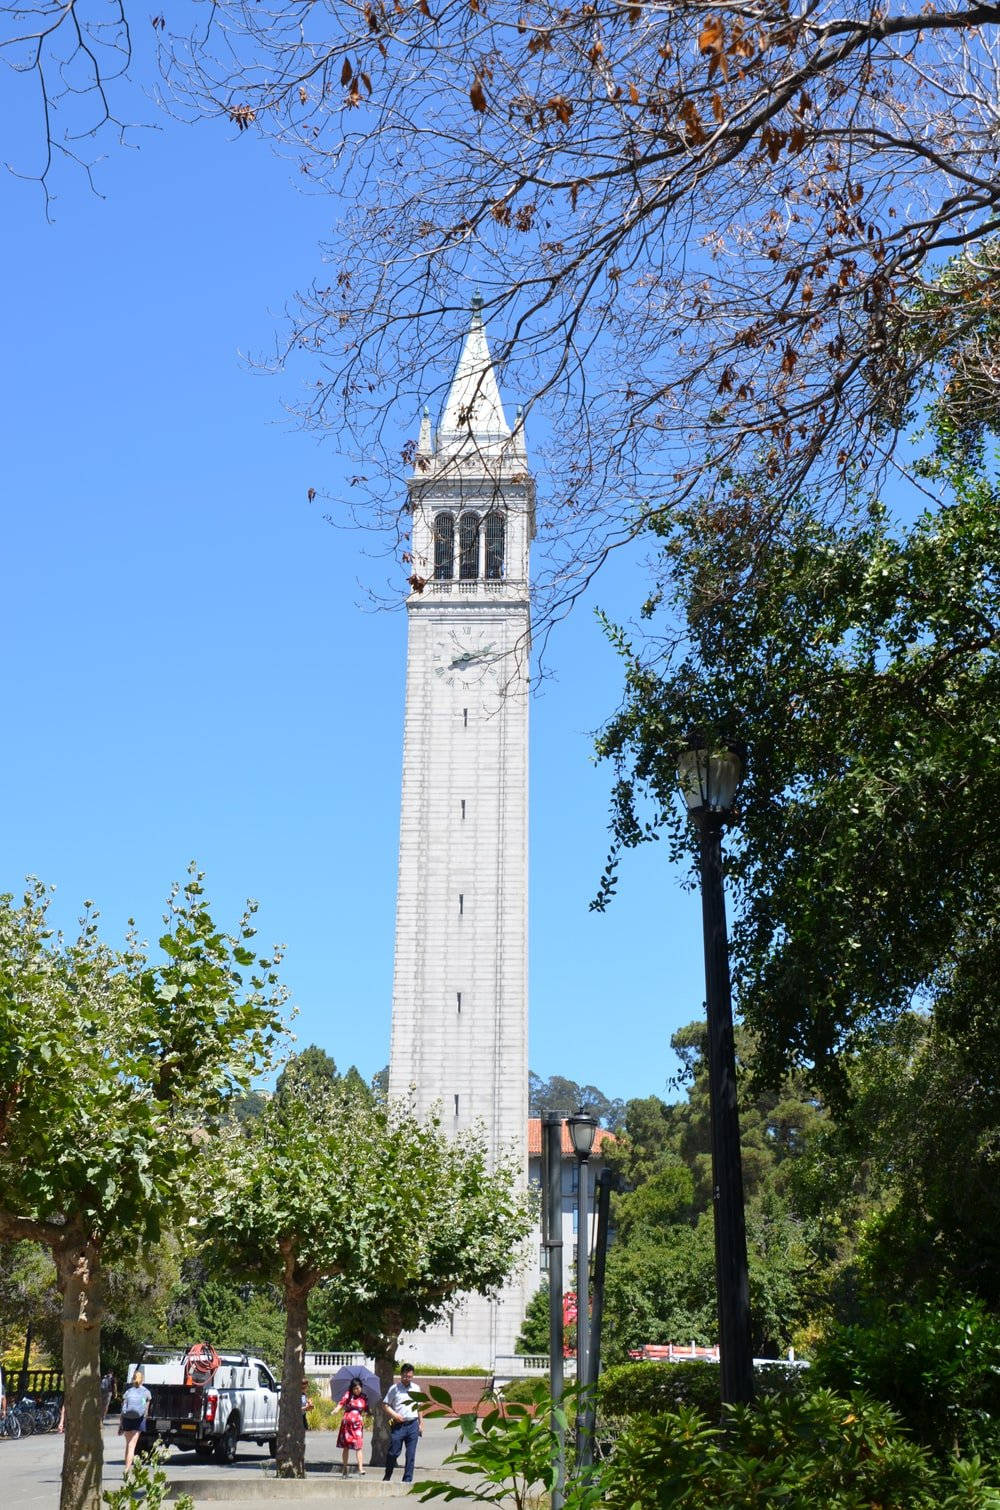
[436,298,511,459]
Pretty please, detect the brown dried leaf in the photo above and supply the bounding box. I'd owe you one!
[698,16,723,55]
[470,77,487,113]
[680,98,706,145]
[341,56,353,86]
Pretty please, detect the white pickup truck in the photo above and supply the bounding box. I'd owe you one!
[129,1345,280,1463]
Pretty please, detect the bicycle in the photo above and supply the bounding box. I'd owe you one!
[0,1409,22,1440]
[11,1399,36,1435]
[32,1400,59,1431]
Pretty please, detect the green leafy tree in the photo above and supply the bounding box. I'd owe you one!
[791,1009,1000,1319]
[599,1025,825,1361]
[0,873,286,1510]
[316,1136,535,1465]
[167,1265,287,1366]
[212,1086,533,1475]
[274,1045,341,1103]
[515,1284,550,1357]
[529,1074,624,1130]
[596,444,1000,1092]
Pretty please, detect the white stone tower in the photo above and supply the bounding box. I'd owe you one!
[388,298,532,1366]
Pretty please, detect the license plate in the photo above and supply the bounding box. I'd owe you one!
[157,1419,171,1432]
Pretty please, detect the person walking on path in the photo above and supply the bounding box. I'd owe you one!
[100,1370,116,1420]
[119,1370,151,1473]
[337,1377,369,1477]
[382,1363,422,1483]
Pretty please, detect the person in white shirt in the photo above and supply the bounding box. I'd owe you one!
[382,1363,422,1483]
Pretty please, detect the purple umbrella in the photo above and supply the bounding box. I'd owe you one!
[329,1365,383,1405]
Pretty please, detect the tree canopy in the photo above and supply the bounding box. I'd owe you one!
[0,871,286,1510]
[529,1072,624,1129]
[211,1079,533,1471]
[595,438,1000,1087]
[155,0,1000,620]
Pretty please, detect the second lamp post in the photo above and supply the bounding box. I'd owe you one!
[566,1109,598,1469]
[677,734,754,1406]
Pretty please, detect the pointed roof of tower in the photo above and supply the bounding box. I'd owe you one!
[436,294,512,459]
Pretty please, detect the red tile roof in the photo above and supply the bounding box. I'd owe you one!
[527,1117,616,1156]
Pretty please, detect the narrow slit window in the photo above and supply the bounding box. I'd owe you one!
[454,1094,460,1116]
[463,707,468,727]
[459,893,464,916]
[433,512,455,580]
[484,512,505,579]
[461,799,466,820]
[459,511,480,579]
[457,992,462,1014]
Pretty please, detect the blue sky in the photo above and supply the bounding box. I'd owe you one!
[2,40,711,1106]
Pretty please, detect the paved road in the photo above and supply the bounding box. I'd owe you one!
[0,1419,477,1508]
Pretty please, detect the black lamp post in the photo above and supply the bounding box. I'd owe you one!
[677,734,754,1407]
[541,1112,566,1510]
[566,1109,598,1469]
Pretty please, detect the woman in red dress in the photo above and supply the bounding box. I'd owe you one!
[337,1377,368,1476]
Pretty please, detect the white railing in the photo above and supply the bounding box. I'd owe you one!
[304,1352,373,1375]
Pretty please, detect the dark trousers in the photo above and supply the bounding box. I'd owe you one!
[383,1417,419,1482]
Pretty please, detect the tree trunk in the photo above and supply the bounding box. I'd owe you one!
[276,1279,310,1477]
[369,1341,399,1467]
[56,1233,104,1510]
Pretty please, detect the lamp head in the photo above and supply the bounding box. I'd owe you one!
[677,731,745,816]
[566,1109,599,1160]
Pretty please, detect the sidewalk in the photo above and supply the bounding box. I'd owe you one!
[163,1417,481,1505]
[2,1416,493,1510]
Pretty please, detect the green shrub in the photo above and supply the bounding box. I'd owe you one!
[417,1382,1000,1510]
[502,1376,549,1404]
[600,1391,1000,1510]
[813,1294,1000,1463]
[412,1363,492,1376]
[308,1396,340,1431]
[596,1358,809,1423]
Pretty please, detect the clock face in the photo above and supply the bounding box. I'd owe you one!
[433,628,497,685]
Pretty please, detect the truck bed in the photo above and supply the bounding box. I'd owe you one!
[148,1384,203,1423]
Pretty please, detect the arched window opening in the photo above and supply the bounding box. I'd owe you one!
[484,512,505,580]
[459,512,480,579]
[433,513,455,580]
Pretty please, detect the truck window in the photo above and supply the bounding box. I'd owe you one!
[257,1367,275,1391]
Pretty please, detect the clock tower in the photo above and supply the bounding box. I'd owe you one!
[388,298,532,1366]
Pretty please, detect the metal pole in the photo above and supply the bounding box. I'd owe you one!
[583,1168,615,1461]
[588,1170,614,1388]
[19,1320,33,1397]
[575,1154,591,1470]
[696,809,754,1406]
[542,1113,565,1510]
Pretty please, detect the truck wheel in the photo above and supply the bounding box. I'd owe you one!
[267,1438,277,1459]
[194,1446,215,1462]
[215,1420,240,1464]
